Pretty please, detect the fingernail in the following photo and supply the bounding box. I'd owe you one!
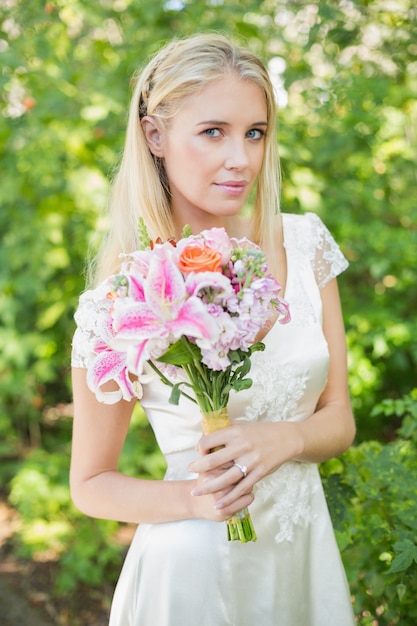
[191,488,202,496]
[214,501,224,510]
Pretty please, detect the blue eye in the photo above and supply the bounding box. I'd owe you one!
[246,129,265,140]
[204,128,221,137]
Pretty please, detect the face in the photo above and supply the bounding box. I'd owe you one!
[143,75,268,234]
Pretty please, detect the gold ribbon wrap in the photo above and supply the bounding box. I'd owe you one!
[201,407,231,436]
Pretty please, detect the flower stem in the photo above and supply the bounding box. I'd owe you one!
[146,360,197,405]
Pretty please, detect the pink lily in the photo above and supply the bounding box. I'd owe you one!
[86,312,142,403]
[110,250,219,375]
[87,341,140,403]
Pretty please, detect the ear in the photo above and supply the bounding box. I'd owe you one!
[141,116,164,157]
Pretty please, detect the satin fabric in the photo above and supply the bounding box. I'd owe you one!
[110,452,354,625]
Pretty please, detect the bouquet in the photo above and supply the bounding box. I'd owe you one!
[87,220,290,542]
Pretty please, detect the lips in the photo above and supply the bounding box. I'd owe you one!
[215,181,247,196]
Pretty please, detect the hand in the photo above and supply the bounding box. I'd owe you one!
[188,420,304,515]
[188,462,255,522]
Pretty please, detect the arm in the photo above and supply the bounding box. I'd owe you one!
[188,277,356,506]
[293,276,356,462]
[70,368,253,523]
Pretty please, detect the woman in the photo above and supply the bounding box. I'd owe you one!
[71,33,356,625]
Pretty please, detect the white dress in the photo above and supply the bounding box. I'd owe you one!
[72,212,355,626]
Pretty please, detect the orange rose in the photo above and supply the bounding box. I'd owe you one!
[178,244,222,273]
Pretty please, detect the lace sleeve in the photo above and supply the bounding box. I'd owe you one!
[71,283,112,369]
[305,212,349,289]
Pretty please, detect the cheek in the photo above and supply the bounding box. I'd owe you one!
[184,139,214,163]
[167,139,209,174]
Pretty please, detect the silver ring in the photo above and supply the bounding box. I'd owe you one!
[233,462,247,478]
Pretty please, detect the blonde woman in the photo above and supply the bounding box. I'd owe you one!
[71,33,356,625]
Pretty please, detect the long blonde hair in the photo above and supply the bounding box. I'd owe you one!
[91,33,281,285]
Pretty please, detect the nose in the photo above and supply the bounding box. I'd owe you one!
[224,137,249,170]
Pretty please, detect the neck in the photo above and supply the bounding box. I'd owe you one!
[173,214,252,240]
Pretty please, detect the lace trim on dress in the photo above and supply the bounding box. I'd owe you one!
[240,357,318,543]
[280,213,348,329]
[255,463,319,543]
[71,284,112,369]
[304,212,349,289]
[241,358,307,423]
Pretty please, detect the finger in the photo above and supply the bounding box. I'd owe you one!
[196,427,236,455]
[212,465,258,507]
[189,448,236,474]
[191,464,251,497]
[214,491,255,521]
[233,461,248,479]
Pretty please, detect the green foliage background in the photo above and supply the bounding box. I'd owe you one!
[1,0,416,624]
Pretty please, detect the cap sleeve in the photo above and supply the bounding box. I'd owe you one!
[71,283,112,369]
[305,212,349,289]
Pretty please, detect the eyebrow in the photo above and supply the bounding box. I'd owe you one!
[196,120,268,127]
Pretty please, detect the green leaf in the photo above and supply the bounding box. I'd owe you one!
[232,378,253,392]
[228,350,243,364]
[388,539,417,574]
[236,355,251,379]
[248,342,265,355]
[397,583,407,602]
[157,339,201,366]
[168,384,182,405]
